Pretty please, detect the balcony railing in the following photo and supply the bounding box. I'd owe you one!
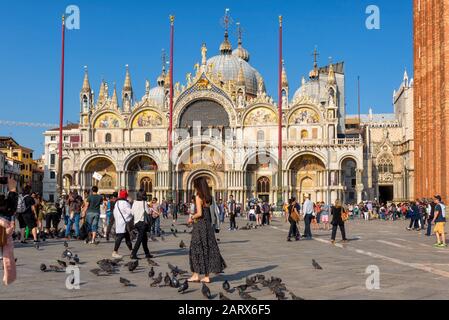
[62,137,363,150]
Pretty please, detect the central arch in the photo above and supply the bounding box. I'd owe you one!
[244,151,278,203]
[289,154,326,203]
[185,169,222,203]
[125,155,158,196]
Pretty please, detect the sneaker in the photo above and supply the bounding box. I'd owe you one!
[33,241,39,249]
[331,240,336,245]
[433,243,442,247]
[406,227,411,231]
[145,254,154,258]
[112,252,123,259]
[287,238,292,242]
[438,243,448,248]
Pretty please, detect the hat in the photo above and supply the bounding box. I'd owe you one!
[119,189,128,200]
[435,195,442,202]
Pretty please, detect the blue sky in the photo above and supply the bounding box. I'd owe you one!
[0,0,412,156]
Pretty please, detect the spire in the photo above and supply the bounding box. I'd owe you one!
[328,62,336,86]
[123,64,132,91]
[111,82,118,108]
[219,8,233,54]
[281,60,288,87]
[233,22,250,62]
[145,79,150,95]
[98,80,105,103]
[237,62,245,86]
[403,68,409,86]
[81,66,91,92]
[309,47,319,79]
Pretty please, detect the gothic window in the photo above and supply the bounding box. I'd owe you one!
[257,130,264,142]
[140,177,153,193]
[105,133,112,143]
[257,176,270,194]
[377,155,393,174]
[145,132,152,142]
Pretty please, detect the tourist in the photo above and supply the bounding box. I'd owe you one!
[17,185,39,248]
[217,199,225,224]
[432,195,446,248]
[130,190,152,259]
[112,190,133,258]
[426,200,435,237]
[82,186,103,244]
[255,201,263,226]
[0,178,18,285]
[302,195,314,239]
[330,199,348,244]
[407,201,420,231]
[43,200,59,238]
[227,195,236,231]
[106,192,117,241]
[98,195,108,238]
[33,193,44,239]
[66,191,83,239]
[187,177,226,283]
[262,200,270,226]
[149,197,161,237]
[286,198,300,242]
[321,201,330,231]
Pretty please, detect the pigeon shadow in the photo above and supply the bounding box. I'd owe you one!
[217,240,250,245]
[153,249,189,258]
[213,265,278,282]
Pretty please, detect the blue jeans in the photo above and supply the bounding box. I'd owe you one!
[151,216,161,236]
[86,212,100,233]
[65,212,80,237]
[304,214,313,238]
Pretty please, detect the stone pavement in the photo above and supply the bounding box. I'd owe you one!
[1,216,449,300]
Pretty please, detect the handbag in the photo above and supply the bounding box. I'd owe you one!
[142,201,152,226]
[341,208,349,222]
[0,224,8,247]
[290,206,300,223]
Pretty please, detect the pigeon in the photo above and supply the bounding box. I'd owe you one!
[289,291,305,300]
[90,268,108,276]
[150,236,158,242]
[172,232,178,238]
[235,284,248,292]
[246,276,257,286]
[40,263,47,272]
[168,263,187,276]
[128,260,139,272]
[63,241,68,248]
[120,277,131,287]
[110,258,123,266]
[256,274,266,281]
[57,260,67,268]
[275,289,286,300]
[69,261,76,266]
[73,254,80,264]
[261,279,271,287]
[179,240,186,249]
[239,291,257,300]
[163,273,172,287]
[178,280,188,293]
[171,276,180,288]
[251,285,261,291]
[150,273,163,287]
[49,265,65,272]
[312,259,323,270]
[147,258,159,267]
[62,249,73,260]
[222,280,231,292]
[201,283,212,299]
[148,267,155,279]
[97,261,114,273]
[219,292,231,300]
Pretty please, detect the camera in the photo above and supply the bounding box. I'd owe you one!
[0,177,8,185]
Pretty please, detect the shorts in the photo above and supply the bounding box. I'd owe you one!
[37,212,45,221]
[19,212,37,229]
[45,213,60,229]
[321,215,329,223]
[86,212,100,233]
[434,222,445,235]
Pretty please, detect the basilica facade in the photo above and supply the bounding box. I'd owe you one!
[52,32,367,205]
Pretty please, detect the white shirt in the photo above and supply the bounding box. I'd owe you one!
[132,200,150,225]
[113,199,133,234]
[303,199,314,215]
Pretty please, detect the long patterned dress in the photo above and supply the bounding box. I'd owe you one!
[189,205,226,275]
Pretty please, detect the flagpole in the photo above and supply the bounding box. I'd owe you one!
[277,15,283,208]
[168,15,175,202]
[58,14,66,200]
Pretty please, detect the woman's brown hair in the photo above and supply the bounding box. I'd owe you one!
[193,177,212,205]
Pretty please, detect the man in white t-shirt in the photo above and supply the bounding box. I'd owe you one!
[302,196,314,239]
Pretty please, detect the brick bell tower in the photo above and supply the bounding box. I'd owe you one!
[414,0,449,202]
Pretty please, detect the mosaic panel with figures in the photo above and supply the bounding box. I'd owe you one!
[132,110,163,128]
[289,108,320,125]
[94,113,122,129]
[244,107,277,126]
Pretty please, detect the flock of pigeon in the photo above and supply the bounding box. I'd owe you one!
[37,226,325,300]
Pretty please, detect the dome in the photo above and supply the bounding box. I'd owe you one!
[292,77,328,104]
[207,54,263,96]
[232,45,250,62]
[148,85,165,106]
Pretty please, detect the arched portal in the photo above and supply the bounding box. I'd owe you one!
[341,158,357,204]
[244,152,277,203]
[289,154,326,203]
[84,157,117,194]
[126,155,158,196]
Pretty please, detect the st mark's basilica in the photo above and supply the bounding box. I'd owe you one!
[44,25,413,206]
